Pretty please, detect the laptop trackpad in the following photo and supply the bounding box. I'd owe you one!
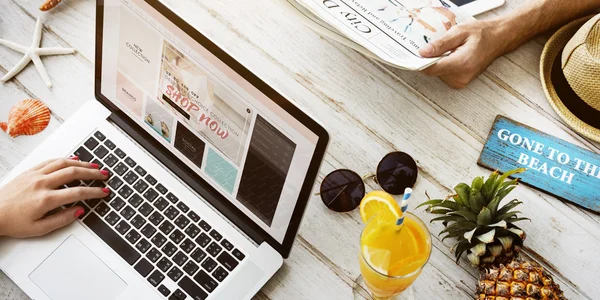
[29,235,127,300]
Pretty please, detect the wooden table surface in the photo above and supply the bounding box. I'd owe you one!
[1,0,599,299]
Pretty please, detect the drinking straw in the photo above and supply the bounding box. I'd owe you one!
[396,188,412,226]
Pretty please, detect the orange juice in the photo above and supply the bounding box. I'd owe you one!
[359,213,431,299]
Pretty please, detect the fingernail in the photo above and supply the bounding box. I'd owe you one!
[90,163,99,169]
[70,156,79,160]
[102,187,110,194]
[420,44,434,56]
[74,208,85,218]
[100,170,109,176]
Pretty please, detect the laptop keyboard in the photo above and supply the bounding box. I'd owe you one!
[67,131,246,300]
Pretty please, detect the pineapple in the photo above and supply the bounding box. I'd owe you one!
[419,168,566,299]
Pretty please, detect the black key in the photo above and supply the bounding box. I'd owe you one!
[107,177,123,190]
[151,233,167,248]
[184,224,200,239]
[105,211,121,225]
[131,214,146,229]
[136,238,152,254]
[120,205,135,220]
[115,220,131,235]
[198,220,211,232]
[90,159,104,170]
[141,224,157,239]
[104,139,116,150]
[149,212,164,226]
[83,214,140,265]
[113,162,128,176]
[167,267,184,282]
[134,258,153,277]
[123,171,139,185]
[143,188,159,202]
[188,211,200,223]
[171,289,186,300]
[146,248,162,263]
[147,270,165,287]
[94,131,106,141]
[212,266,229,282]
[193,270,218,293]
[206,242,222,257]
[125,157,136,167]
[125,229,142,244]
[134,165,147,176]
[209,230,222,241]
[217,251,239,271]
[73,146,93,162]
[181,238,196,254]
[165,206,180,220]
[109,197,126,211]
[157,257,173,272]
[154,197,169,211]
[183,261,199,276]
[139,202,154,217]
[175,215,190,229]
[166,192,179,204]
[156,183,168,194]
[118,185,133,199]
[133,180,149,194]
[201,257,217,273]
[195,233,211,248]
[103,153,118,167]
[191,248,207,263]
[173,251,189,266]
[169,229,185,244]
[162,242,177,257]
[94,145,109,159]
[107,190,117,201]
[128,194,144,208]
[74,202,90,219]
[85,198,101,209]
[220,239,233,251]
[84,137,99,150]
[159,221,175,235]
[158,284,171,297]
[176,202,189,213]
[146,174,157,186]
[179,276,208,300]
[114,148,126,159]
[94,202,110,216]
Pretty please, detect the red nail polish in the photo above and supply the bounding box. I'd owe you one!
[70,156,79,160]
[74,208,85,218]
[90,163,99,169]
[100,170,109,176]
[102,187,110,194]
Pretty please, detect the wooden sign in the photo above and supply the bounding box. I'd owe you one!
[478,115,600,212]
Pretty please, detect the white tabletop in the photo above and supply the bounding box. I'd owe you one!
[0,0,598,299]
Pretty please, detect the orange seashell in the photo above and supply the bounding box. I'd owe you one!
[1,99,51,138]
[40,0,62,11]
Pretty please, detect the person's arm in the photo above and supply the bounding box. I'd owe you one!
[419,0,600,88]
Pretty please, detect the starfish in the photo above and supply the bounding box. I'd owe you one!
[0,17,75,88]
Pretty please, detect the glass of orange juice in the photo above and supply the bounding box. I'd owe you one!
[357,212,432,299]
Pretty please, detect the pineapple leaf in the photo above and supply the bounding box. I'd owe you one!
[427,209,453,215]
[506,217,531,223]
[481,171,499,199]
[416,199,444,209]
[472,176,484,192]
[488,196,502,215]
[453,183,471,207]
[439,222,477,235]
[492,168,525,197]
[477,207,492,225]
[469,190,486,213]
[441,231,463,242]
[497,199,523,216]
[448,210,478,222]
[496,186,517,202]
[429,215,463,224]
[494,211,522,223]
[454,240,471,264]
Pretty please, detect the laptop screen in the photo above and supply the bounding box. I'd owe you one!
[98,0,323,245]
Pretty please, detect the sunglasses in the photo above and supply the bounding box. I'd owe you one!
[319,152,418,212]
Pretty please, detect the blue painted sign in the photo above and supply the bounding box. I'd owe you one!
[478,115,600,212]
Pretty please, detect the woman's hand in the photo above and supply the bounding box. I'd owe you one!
[0,157,110,238]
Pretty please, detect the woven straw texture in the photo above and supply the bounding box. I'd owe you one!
[540,14,600,142]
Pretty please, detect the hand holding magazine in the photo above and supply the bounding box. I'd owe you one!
[289,0,473,70]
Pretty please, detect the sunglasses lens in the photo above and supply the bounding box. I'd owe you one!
[320,169,365,212]
[376,152,418,194]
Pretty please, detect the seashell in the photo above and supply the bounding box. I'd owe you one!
[40,0,62,11]
[1,99,50,138]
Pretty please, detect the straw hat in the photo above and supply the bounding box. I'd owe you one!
[540,14,600,142]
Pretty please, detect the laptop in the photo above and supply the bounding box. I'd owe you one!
[0,0,328,299]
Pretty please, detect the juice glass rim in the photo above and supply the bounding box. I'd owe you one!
[360,212,433,279]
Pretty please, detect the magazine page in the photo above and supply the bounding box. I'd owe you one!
[293,0,473,70]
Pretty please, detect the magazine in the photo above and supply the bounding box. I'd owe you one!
[288,0,473,70]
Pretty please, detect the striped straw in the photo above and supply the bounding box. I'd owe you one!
[396,188,413,226]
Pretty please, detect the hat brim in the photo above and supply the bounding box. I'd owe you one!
[540,15,600,143]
